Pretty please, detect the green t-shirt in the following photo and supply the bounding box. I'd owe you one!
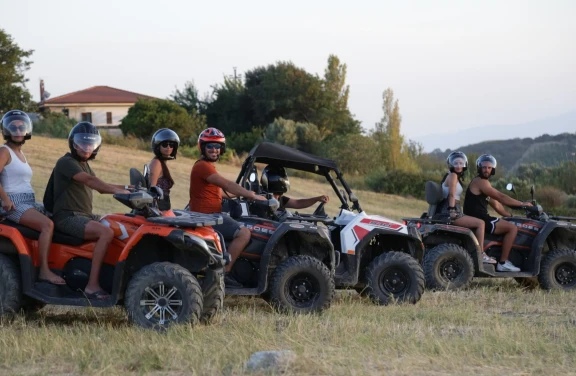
[52,153,95,222]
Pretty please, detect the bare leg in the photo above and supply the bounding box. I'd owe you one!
[225,227,250,272]
[493,220,518,262]
[453,215,485,251]
[83,220,114,294]
[19,209,64,284]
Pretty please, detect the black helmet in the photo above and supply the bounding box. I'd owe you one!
[68,122,102,161]
[476,154,497,176]
[261,165,290,194]
[151,128,180,160]
[1,110,32,143]
[446,151,468,174]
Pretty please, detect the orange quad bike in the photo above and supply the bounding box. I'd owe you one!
[0,168,226,329]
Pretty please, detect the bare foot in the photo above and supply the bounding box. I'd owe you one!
[39,271,66,285]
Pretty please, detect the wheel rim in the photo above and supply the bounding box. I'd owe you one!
[139,281,183,325]
[285,272,320,308]
[554,262,576,287]
[439,257,463,282]
[379,268,410,295]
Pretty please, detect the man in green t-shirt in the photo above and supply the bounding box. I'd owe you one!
[51,122,130,300]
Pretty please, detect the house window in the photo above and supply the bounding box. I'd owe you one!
[81,112,92,122]
[106,112,112,124]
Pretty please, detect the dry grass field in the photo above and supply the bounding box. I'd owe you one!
[1,136,574,375]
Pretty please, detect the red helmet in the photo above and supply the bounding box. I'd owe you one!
[198,127,226,154]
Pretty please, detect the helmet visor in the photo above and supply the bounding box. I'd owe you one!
[450,157,466,168]
[4,115,32,136]
[73,133,102,153]
[478,155,497,169]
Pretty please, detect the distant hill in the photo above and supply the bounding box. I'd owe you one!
[413,111,576,152]
[429,132,576,173]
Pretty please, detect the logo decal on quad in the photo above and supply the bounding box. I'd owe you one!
[360,218,402,231]
[245,224,276,235]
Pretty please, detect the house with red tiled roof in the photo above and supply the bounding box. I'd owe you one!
[39,84,159,127]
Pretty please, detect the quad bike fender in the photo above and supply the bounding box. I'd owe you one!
[336,228,423,286]
[0,224,33,256]
[256,222,335,294]
[117,228,223,268]
[529,222,576,273]
[420,224,482,268]
[355,228,425,260]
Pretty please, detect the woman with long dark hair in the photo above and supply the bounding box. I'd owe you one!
[149,128,180,211]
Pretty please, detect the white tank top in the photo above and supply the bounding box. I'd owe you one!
[442,176,463,201]
[0,145,34,194]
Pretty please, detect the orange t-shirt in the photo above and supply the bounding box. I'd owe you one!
[189,160,222,213]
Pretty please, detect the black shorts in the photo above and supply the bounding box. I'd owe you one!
[481,216,500,234]
[211,213,244,240]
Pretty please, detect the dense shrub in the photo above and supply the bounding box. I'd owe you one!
[365,169,440,199]
[33,113,76,138]
[535,186,568,209]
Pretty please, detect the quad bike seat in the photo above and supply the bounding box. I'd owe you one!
[425,181,447,220]
[0,219,85,246]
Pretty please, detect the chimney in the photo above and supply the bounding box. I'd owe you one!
[40,79,45,103]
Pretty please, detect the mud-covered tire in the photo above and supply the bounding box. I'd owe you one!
[125,262,203,329]
[538,249,576,290]
[423,243,474,290]
[365,252,425,305]
[200,271,224,324]
[269,255,334,314]
[0,254,22,317]
[514,277,540,290]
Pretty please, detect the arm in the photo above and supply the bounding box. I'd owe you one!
[477,180,529,208]
[285,195,329,209]
[206,173,266,200]
[0,149,15,211]
[149,159,161,187]
[447,173,458,208]
[72,172,129,194]
[488,198,511,217]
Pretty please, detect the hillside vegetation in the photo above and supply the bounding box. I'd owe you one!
[431,132,576,173]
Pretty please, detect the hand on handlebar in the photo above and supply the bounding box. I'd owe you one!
[317,195,329,204]
[250,193,267,201]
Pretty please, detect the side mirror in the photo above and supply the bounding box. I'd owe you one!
[506,183,514,192]
[530,185,535,201]
[249,172,256,182]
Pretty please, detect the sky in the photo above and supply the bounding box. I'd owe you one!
[2,0,575,149]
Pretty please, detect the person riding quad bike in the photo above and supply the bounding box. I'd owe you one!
[0,126,226,329]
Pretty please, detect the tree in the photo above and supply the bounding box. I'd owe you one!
[264,117,322,153]
[120,99,205,143]
[0,29,35,113]
[203,74,252,136]
[170,80,203,115]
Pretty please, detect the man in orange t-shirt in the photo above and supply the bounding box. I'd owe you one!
[189,128,266,288]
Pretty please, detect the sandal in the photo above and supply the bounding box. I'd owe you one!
[84,290,111,300]
[482,252,497,264]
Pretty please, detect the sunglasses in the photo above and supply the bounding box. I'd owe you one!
[160,141,176,148]
[205,143,222,150]
[8,124,27,133]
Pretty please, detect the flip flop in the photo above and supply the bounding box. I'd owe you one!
[84,290,111,300]
[38,277,67,285]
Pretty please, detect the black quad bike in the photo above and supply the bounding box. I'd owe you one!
[404,181,576,291]
[0,167,226,329]
[216,142,425,307]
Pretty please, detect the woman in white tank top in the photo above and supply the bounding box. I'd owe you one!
[0,110,65,285]
[438,151,496,264]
